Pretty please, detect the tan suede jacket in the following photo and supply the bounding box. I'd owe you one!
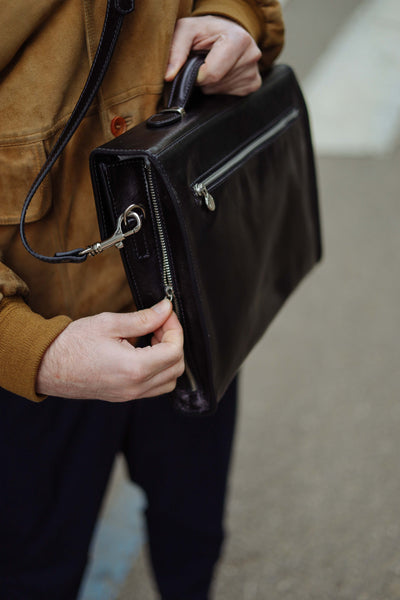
[0,0,284,401]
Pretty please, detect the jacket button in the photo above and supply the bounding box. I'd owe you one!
[110,116,127,137]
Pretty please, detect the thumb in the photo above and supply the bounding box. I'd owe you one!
[108,299,173,339]
[165,20,194,80]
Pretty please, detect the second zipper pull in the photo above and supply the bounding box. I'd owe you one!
[193,183,216,211]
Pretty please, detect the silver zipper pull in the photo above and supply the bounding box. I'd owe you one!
[193,183,216,211]
[165,285,174,301]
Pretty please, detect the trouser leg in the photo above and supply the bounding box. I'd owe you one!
[0,388,129,600]
[123,379,238,600]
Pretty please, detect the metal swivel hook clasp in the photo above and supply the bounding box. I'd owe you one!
[79,204,146,257]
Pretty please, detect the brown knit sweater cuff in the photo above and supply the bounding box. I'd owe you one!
[0,296,71,402]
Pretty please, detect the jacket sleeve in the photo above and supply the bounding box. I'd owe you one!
[0,252,71,402]
[0,289,71,402]
[191,0,285,68]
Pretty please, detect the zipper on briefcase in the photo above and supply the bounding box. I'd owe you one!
[143,158,175,302]
[192,107,300,210]
[143,157,198,394]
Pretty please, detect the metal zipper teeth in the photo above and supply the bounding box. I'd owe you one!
[144,158,198,393]
[194,107,300,194]
[144,158,174,301]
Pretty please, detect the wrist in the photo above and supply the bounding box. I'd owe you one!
[0,296,71,401]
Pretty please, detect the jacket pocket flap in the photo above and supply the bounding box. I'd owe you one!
[0,141,51,225]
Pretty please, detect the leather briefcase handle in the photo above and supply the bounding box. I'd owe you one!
[19,0,135,264]
[146,53,206,129]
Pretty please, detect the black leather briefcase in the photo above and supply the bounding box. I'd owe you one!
[20,1,321,416]
[89,56,322,415]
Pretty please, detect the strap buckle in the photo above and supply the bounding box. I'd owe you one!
[79,204,145,257]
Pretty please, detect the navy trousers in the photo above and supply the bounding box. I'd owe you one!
[0,381,237,600]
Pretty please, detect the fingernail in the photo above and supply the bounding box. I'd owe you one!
[152,298,171,314]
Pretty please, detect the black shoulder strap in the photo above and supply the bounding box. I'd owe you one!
[19,0,135,264]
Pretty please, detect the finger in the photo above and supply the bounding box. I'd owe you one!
[131,331,184,380]
[147,325,184,366]
[160,322,184,349]
[96,354,184,402]
[200,66,262,96]
[132,358,185,398]
[195,22,259,82]
[97,299,173,339]
[165,18,196,80]
[197,41,261,87]
[196,39,239,86]
[121,347,183,399]
[139,380,178,399]
[152,311,183,345]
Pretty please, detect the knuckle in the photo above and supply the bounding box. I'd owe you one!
[175,16,187,28]
[172,347,185,366]
[235,28,252,49]
[177,353,185,370]
[120,390,135,402]
[204,69,221,85]
[131,365,147,385]
[172,363,183,381]
[239,72,262,96]
[176,16,198,35]
[240,33,262,60]
[177,359,185,378]
[248,75,262,93]
[127,360,148,386]
[252,47,262,62]
[165,379,178,394]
